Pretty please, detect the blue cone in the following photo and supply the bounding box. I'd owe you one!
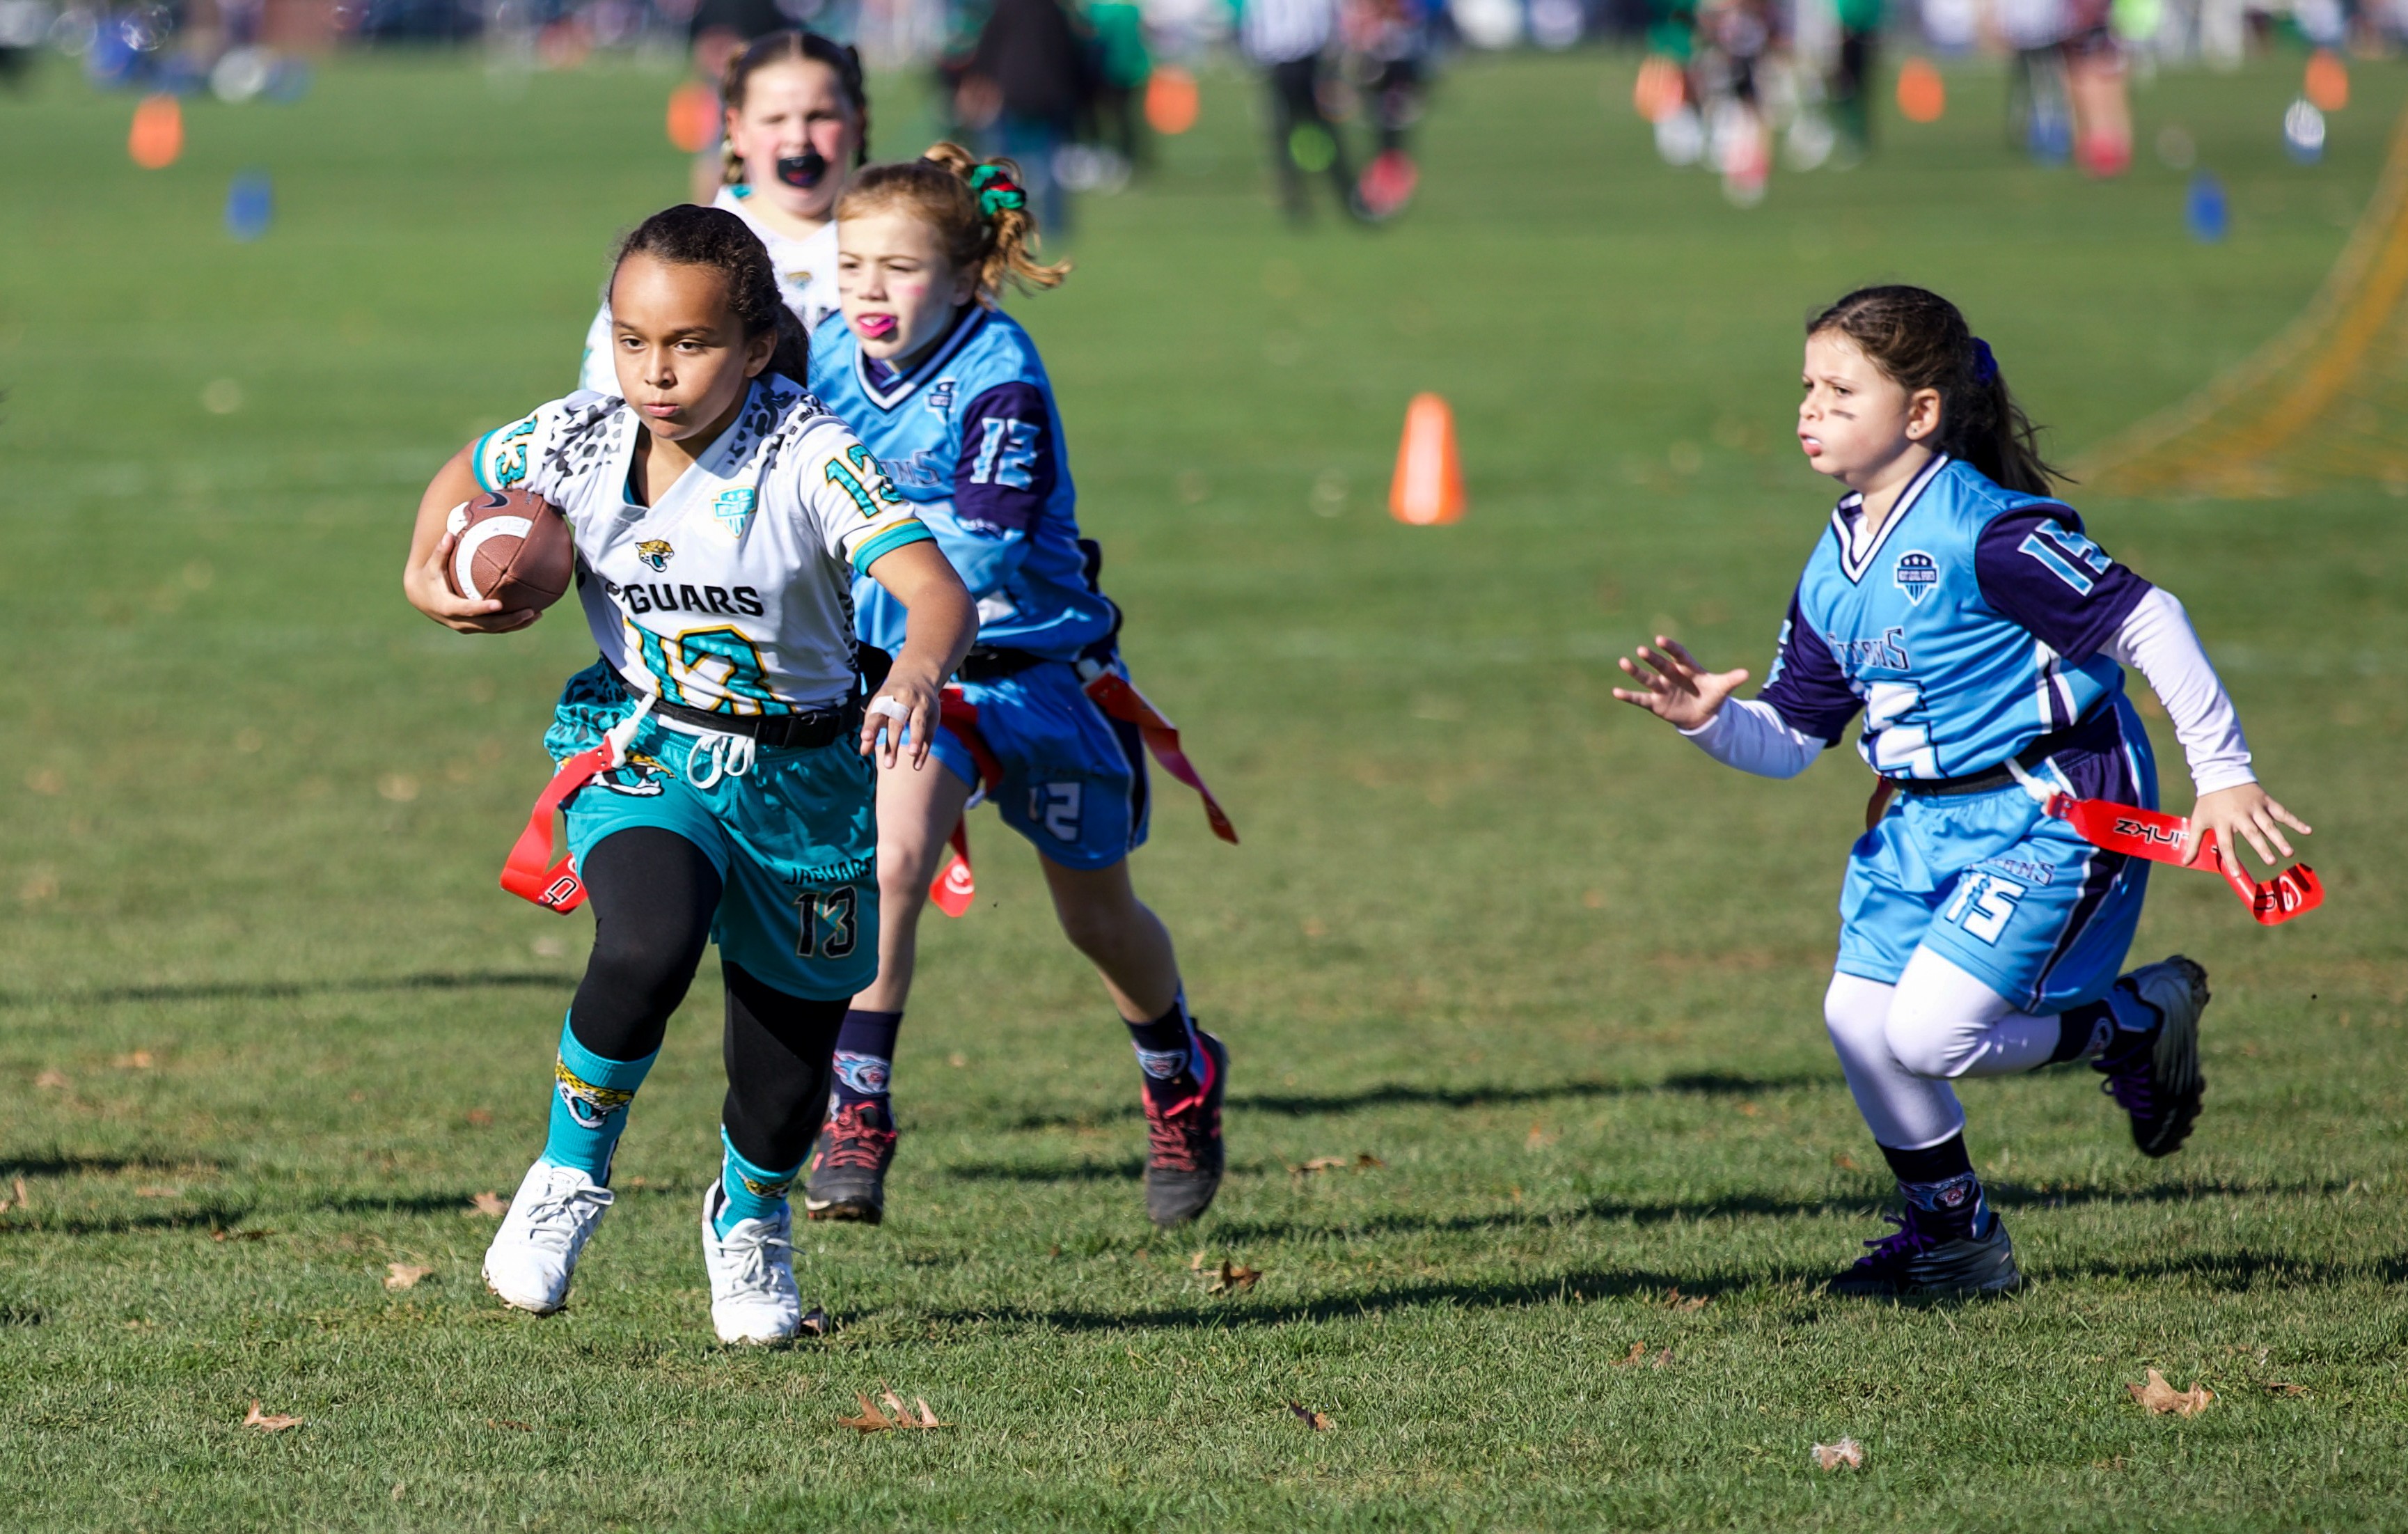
[2186,171,2227,244]
[226,171,273,242]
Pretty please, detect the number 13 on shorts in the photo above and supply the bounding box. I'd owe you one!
[1943,872,2026,944]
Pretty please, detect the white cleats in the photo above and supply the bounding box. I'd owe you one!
[701,1180,801,1345]
[482,1160,615,1315]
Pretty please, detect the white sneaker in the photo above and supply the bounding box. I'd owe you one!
[701,1179,801,1345]
[482,1160,614,1315]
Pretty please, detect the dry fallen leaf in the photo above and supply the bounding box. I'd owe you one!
[1611,1343,1674,1368]
[1832,1152,1862,1171]
[243,1401,304,1432]
[1286,1400,1332,1431]
[1204,1260,1262,1294]
[838,1381,947,1433]
[468,1191,508,1217]
[114,1050,155,1070]
[384,1263,432,1291]
[465,1109,494,1127]
[33,1070,68,1090]
[1296,1156,1350,1173]
[1665,1287,1708,1313]
[212,1228,273,1242]
[2127,1368,2214,1417]
[1811,1437,1865,1471]
[2263,1382,2310,1398]
[1295,1153,1386,1174]
[488,1418,533,1432]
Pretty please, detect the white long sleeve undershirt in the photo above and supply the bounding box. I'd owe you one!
[1681,587,2255,795]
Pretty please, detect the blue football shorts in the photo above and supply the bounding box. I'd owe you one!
[925,659,1149,872]
[1837,696,2161,1015]
[544,661,879,1001]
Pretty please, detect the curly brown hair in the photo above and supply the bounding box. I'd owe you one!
[835,141,1071,305]
[611,203,810,384]
[1808,285,2062,495]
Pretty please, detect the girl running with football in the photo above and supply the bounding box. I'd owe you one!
[405,204,975,1342]
[801,144,1231,1229]
[1614,285,2309,1297]
[578,30,869,393]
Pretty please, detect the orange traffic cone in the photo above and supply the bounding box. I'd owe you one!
[1389,393,1464,526]
[128,93,182,170]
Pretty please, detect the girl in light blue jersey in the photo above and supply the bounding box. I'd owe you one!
[1615,285,2309,1299]
[801,143,1229,1229]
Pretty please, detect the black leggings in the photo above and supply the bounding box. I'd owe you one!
[569,827,845,1171]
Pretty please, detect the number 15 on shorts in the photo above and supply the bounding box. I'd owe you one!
[1943,872,2025,944]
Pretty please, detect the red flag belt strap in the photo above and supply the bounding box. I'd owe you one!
[1997,759,2322,926]
[925,668,1239,918]
[498,694,659,914]
[1077,666,1240,845]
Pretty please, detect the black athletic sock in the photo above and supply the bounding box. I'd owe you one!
[1124,992,1201,1108]
[1878,1133,1986,1240]
[2047,999,2118,1064]
[830,1008,901,1111]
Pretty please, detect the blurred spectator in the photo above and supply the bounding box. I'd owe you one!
[1828,0,1879,162]
[1084,0,1149,173]
[686,0,794,201]
[1238,0,1362,222]
[1344,0,1429,215]
[959,0,1092,235]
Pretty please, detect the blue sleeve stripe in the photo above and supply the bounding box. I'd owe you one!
[851,519,934,574]
[469,428,498,494]
[2018,532,2096,595]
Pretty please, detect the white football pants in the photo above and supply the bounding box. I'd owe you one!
[1823,948,2072,1150]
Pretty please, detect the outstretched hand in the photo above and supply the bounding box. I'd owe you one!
[2189,782,2311,875]
[1612,636,1751,731]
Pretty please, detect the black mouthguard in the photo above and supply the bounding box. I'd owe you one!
[775,149,829,189]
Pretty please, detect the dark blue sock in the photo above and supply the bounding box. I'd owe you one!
[1878,1133,1985,1240]
[1124,992,1202,1106]
[831,1008,900,1109]
[2047,999,2117,1064]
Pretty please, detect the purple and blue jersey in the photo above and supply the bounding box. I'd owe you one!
[809,306,1119,662]
[1758,454,2154,780]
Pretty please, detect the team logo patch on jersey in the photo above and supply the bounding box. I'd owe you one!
[712,488,757,537]
[636,540,675,571]
[924,379,957,418]
[1894,551,1939,606]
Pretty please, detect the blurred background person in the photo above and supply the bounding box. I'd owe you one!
[684,0,794,203]
[2060,0,2132,176]
[1238,0,1363,223]
[1827,0,1881,163]
[1344,0,1430,218]
[580,30,871,391]
[1084,0,1152,177]
[957,0,1094,236]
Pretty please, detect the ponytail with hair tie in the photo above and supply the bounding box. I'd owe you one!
[965,164,1028,219]
[1972,337,1998,386]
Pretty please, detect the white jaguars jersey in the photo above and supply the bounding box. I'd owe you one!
[577,187,839,396]
[471,375,930,714]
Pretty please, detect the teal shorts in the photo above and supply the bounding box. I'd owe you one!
[544,662,879,1001]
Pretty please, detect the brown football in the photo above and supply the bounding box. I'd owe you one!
[443,490,574,612]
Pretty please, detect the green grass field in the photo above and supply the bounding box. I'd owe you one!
[4,42,2406,1531]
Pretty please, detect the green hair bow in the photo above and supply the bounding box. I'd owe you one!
[967,164,1027,217]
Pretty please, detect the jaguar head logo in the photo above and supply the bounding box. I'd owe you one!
[636,540,674,572]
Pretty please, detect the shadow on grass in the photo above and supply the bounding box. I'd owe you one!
[1001,1072,1835,1132]
[1203,1177,2359,1244]
[0,971,576,1010]
[0,1204,257,1239]
[945,1159,1143,1184]
[0,1152,227,1178]
[915,1264,1797,1334]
